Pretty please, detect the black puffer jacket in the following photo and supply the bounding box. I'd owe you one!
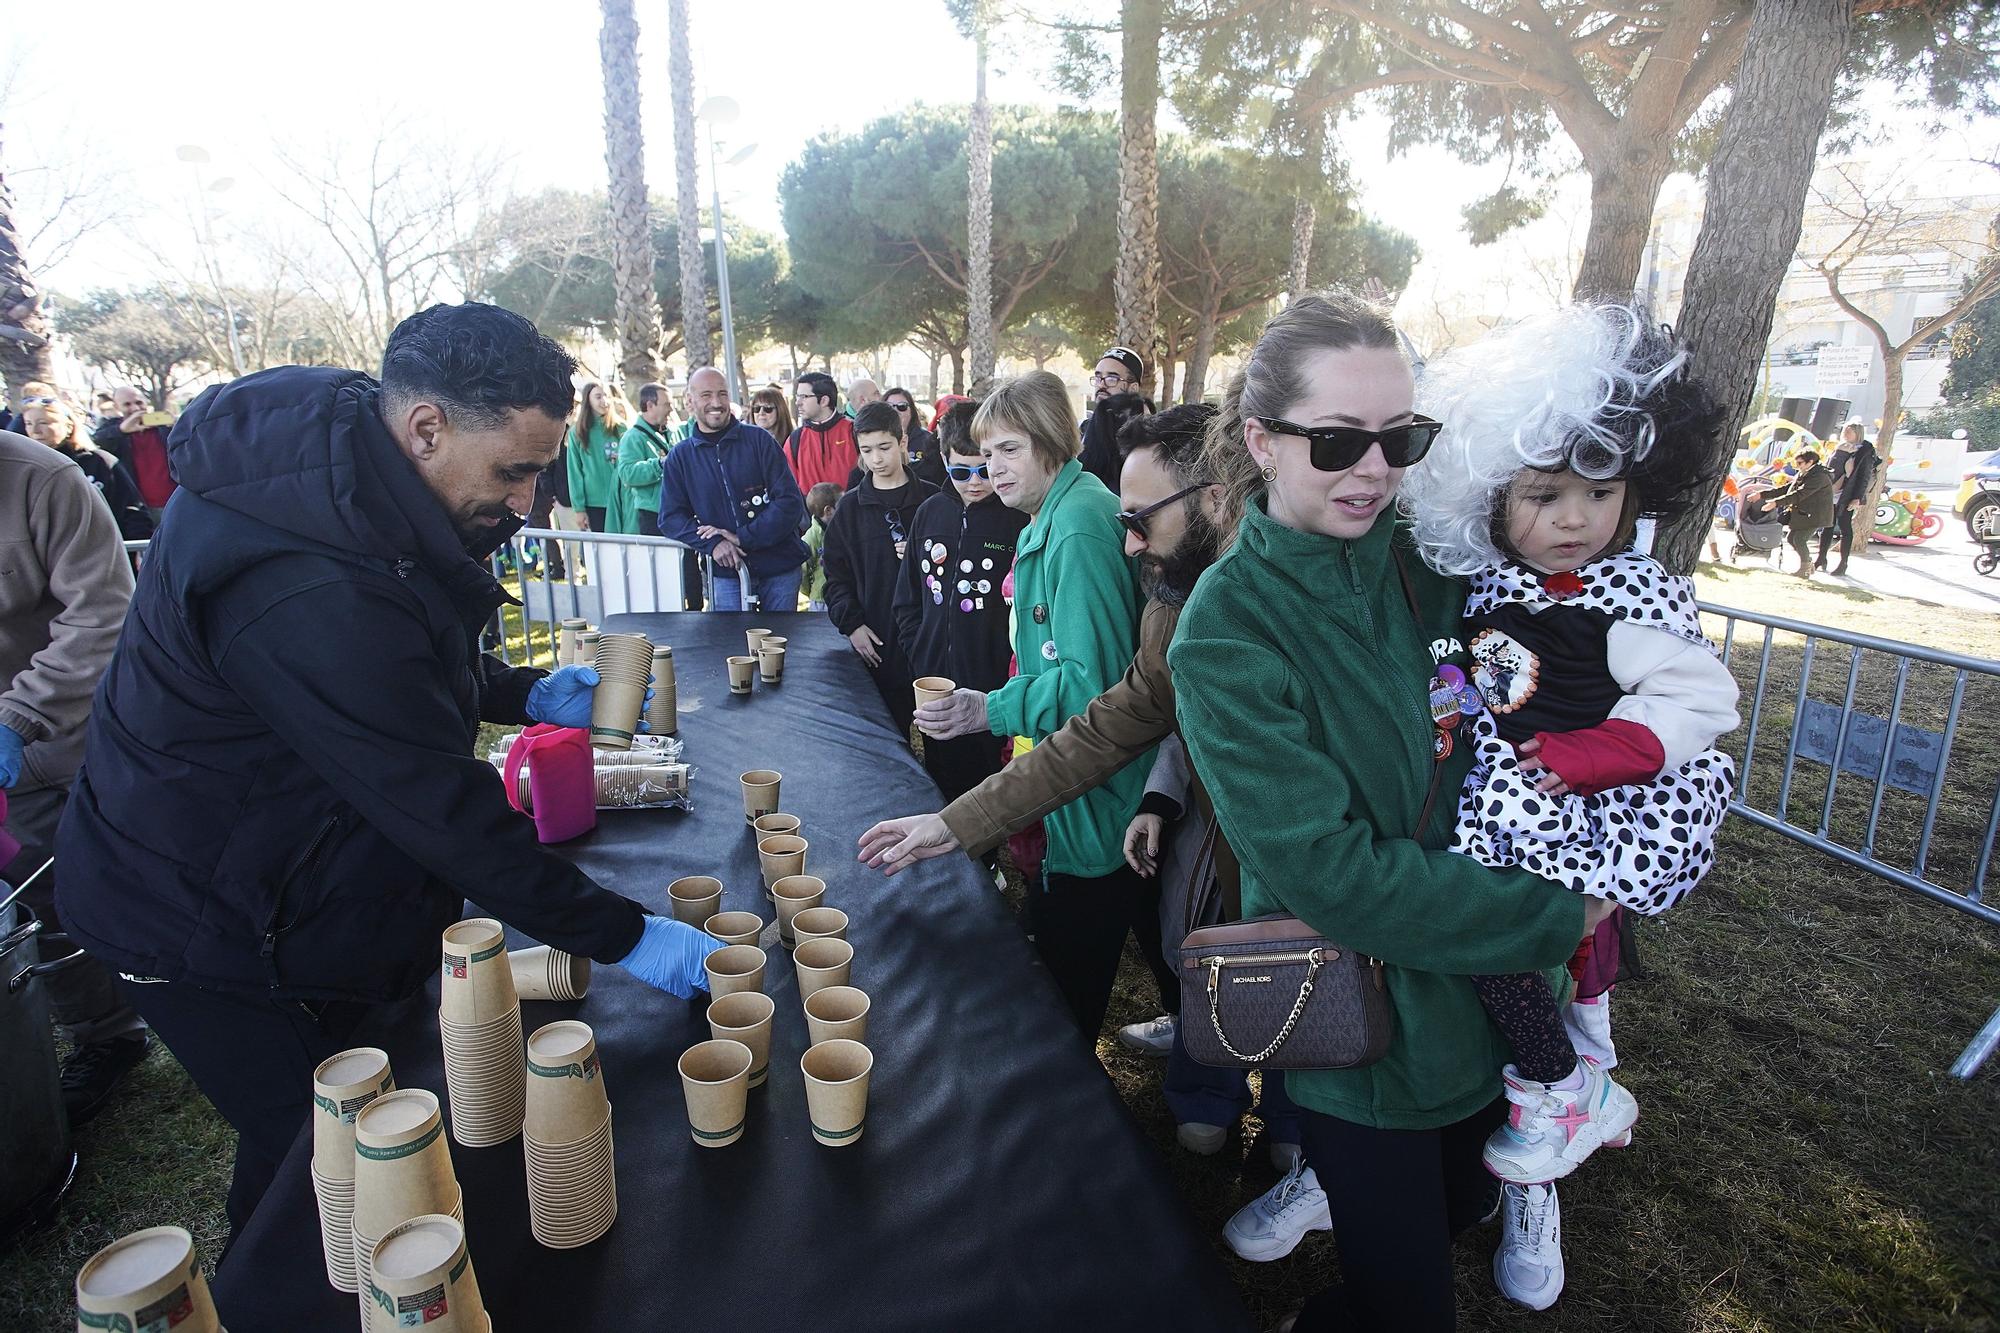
[56,366,644,1002]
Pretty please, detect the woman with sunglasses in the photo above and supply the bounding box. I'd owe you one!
[881,387,947,489]
[1169,292,1600,1332]
[747,387,795,454]
[913,371,1158,1041]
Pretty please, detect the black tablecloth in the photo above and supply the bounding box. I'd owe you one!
[212,611,1250,1332]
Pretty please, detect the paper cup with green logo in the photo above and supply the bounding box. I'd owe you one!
[523,1021,610,1144]
[588,677,647,751]
[706,991,774,1089]
[794,936,853,999]
[703,944,766,999]
[679,1038,753,1148]
[366,1214,485,1333]
[801,1039,873,1148]
[739,770,782,825]
[704,911,764,948]
[804,985,870,1047]
[771,875,824,949]
[438,919,517,1026]
[312,1047,395,1180]
[353,1090,460,1243]
[74,1226,222,1333]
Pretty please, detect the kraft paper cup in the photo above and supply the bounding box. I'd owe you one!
[524,1021,610,1144]
[791,906,848,948]
[558,619,589,666]
[594,631,654,670]
[75,1226,221,1333]
[353,1192,464,1332]
[771,875,825,949]
[707,991,775,1088]
[646,684,677,736]
[801,1039,873,1149]
[668,876,724,927]
[577,630,602,666]
[757,835,808,891]
[508,945,591,1002]
[312,1047,395,1180]
[438,1008,526,1147]
[354,1091,460,1243]
[753,812,801,841]
[439,919,517,1026]
[758,646,786,684]
[524,1113,617,1249]
[913,676,956,707]
[727,656,757,695]
[312,1164,360,1292]
[679,1039,753,1148]
[746,627,773,655]
[794,936,854,999]
[804,985,871,1046]
[367,1214,486,1333]
[704,945,766,998]
[740,770,782,825]
[761,635,788,652]
[704,911,764,948]
[589,677,647,750]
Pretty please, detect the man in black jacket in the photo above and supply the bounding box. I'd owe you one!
[56,303,718,1241]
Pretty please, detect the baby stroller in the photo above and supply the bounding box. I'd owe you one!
[1731,489,1789,562]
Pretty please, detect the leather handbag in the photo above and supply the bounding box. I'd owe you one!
[1176,548,1444,1072]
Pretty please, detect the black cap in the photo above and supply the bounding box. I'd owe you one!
[1099,345,1143,382]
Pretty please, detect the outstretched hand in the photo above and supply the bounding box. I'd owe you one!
[857,813,961,877]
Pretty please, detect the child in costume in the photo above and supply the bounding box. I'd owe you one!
[1402,305,1741,1190]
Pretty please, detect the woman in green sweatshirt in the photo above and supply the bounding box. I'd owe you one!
[564,381,628,532]
[913,370,1160,1040]
[1170,292,1595,1331]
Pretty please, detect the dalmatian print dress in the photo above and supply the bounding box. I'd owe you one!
[1451,552,1736,915]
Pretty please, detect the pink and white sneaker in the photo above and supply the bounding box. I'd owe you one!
[1483,1056,1637,1184]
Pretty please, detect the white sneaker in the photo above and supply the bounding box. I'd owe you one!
[1177,1122,1226,1156]
[1564,993,1617,1070]
[1483,1057,1637,1184]
[1493,1181,1564,1309]
[1117,1014,1176,1056]
[1223,1165,1331,1262]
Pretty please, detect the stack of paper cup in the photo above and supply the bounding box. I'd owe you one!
[557,618,589,666]
[589,633,655,750]
[593,764,689,807]
[523,1021,617,1249]
[646,645,677,736]
[508,945,591,1001]
[353,1090,464,1328]
[366,1214,488,1333]
[75,1226,223,1333]
[311,1047,395,1292]
[438,919,525,1148]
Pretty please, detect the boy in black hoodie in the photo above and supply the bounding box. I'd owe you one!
[823,402,937,739]
[894,400,1029,804]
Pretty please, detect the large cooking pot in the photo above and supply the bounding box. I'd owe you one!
[0,893,81,1245]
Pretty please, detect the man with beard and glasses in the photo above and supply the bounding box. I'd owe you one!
[857,405,1315,1253]
[56,304,722,1245]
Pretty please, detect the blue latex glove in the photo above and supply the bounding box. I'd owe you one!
[525,665,653,731]
[0,726,21,788]
[615,915,722,998]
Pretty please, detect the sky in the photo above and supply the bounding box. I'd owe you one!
[5,0,1994,353]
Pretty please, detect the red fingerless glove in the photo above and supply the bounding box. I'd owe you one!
[1530,719,1666,797]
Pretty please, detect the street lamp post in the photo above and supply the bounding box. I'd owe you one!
[696,98,755,406]
[175,145,244,376]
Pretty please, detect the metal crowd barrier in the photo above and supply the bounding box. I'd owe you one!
[1698,600,2000,1077]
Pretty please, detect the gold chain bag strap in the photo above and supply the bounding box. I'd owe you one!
[1176,548,1446,1071]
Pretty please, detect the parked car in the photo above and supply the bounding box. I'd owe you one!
[1956,450,1998,541]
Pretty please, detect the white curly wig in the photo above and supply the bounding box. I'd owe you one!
[1400,304,1695,577]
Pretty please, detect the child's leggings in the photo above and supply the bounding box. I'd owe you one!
[1470,972,1576,1084]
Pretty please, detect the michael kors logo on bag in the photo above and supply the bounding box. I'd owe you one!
[1232,975,1273,984]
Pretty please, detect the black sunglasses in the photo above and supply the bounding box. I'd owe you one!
[1116,483,1205,540]
[946,462,991,481]
[1254,415,1442,472]
[888,401,913,413]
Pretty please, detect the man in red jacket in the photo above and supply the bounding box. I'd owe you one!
[787,371,858,494]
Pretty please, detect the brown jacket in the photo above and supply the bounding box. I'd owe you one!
[0,430,135,792]
[943,599,1180,857]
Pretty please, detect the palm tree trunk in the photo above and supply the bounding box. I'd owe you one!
[598,0,663,387]
[967,12,997,396]
[668,0,712,370]
[1114,0,1162,391]
[0,126,54,393]
[1655,0,1851,574]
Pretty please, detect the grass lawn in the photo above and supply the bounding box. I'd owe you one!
[5,558,1995,1330]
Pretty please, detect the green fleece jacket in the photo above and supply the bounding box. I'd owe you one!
[564,420,621,513]
[608,419,673,535]
[1170,500,1585,1130]
[985,459,1152,878]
